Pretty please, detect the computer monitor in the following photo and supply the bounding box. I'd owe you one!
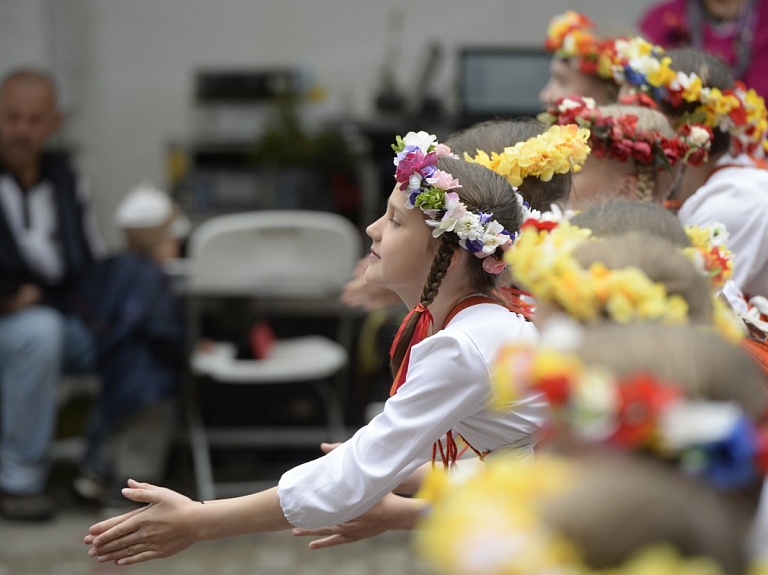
[459,47,551,125]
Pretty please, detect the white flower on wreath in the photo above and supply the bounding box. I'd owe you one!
[481,221,508,254]
[402,131,437,153]
[569,367,619,442]
[454,214,484,241]
[659,400,741,452]
[426,192,466,237]
[559,96,594,112]
[708,222,729,247]
[540,203,574,223]
[687,125,712,147]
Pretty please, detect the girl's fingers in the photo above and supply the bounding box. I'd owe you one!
[121,487,162,504]
[115,550,161,566]
[89,529,147,556]
[94,541,151,563]
[92,519,140,547]
[292,526,339,537]
[308,534,351,550]
[87,506,144,537]
[126,478,160,490]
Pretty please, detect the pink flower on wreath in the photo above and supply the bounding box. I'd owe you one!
[612,139,635,161]
[394,150,437,191]
[433,143,457,158]
[427,169,462,191]
[632,140,653,164]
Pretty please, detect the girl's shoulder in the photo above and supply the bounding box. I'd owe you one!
[439,302,538,344]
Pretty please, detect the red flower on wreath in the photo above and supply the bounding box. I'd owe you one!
[609,373,681,447]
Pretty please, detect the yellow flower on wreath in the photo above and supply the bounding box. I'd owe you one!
[465,125,591,187]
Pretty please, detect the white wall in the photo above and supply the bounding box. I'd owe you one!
[0,0,656,248]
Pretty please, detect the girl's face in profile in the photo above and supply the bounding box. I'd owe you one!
[365,186,436,306]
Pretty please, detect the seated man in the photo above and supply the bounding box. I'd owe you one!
[0,69,103,520]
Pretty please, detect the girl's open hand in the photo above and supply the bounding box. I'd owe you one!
[84,479,204,566]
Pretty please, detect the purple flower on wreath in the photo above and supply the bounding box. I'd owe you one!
[688,417,758,490]
[623,66,647,89]
[394,144,420,164]
[651,85,668,103]
[462,237,485,254]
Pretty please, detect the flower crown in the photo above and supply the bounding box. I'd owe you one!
[538,95,713,168]
[683,223,734,290]
[544,11,618,80]
[416,454,733,575]
[392,131,519,274]
[610,36,768,157]
[462,124,591,187]
[505,222,690,324]
[493,342,768,490]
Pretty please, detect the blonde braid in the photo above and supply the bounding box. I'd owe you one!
[635,163,656,202]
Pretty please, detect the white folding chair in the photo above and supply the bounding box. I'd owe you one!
[184,210,361,499]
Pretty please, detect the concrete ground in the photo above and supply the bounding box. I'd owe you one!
[0,513,433,575]
[0,451,435,575]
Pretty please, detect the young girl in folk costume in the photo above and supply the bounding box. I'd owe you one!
[539,11,623,105]
[611,40,768,301]
[418,322,768,575]
[539,95,713,209]
[84,133,545,565]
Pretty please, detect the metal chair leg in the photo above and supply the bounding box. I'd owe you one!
[184,389,216,501]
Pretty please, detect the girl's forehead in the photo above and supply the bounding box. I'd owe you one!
[387,187,429,224]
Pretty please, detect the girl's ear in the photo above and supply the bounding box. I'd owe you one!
[616,173,639,198]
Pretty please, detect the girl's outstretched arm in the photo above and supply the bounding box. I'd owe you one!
[291,493,426,550]
[84,479,291,566]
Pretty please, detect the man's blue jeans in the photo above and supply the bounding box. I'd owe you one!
[0,306,95,495]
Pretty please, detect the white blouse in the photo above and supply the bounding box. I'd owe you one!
[278,303,544,528]
[678,154,768,298]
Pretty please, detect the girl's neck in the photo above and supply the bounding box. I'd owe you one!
[416,280,486,333]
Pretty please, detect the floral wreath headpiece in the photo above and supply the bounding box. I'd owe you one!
[683,223,734,290]
[538,95,714,168]
[610,36,768,157]
[393,131,521,275]
[492,340,768,491]
[505,221,691,325]
[415,454,738,575]
[462,124,591,187]
[544,10,619,80]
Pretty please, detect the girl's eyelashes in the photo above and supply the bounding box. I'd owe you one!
[388,216,401,228]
